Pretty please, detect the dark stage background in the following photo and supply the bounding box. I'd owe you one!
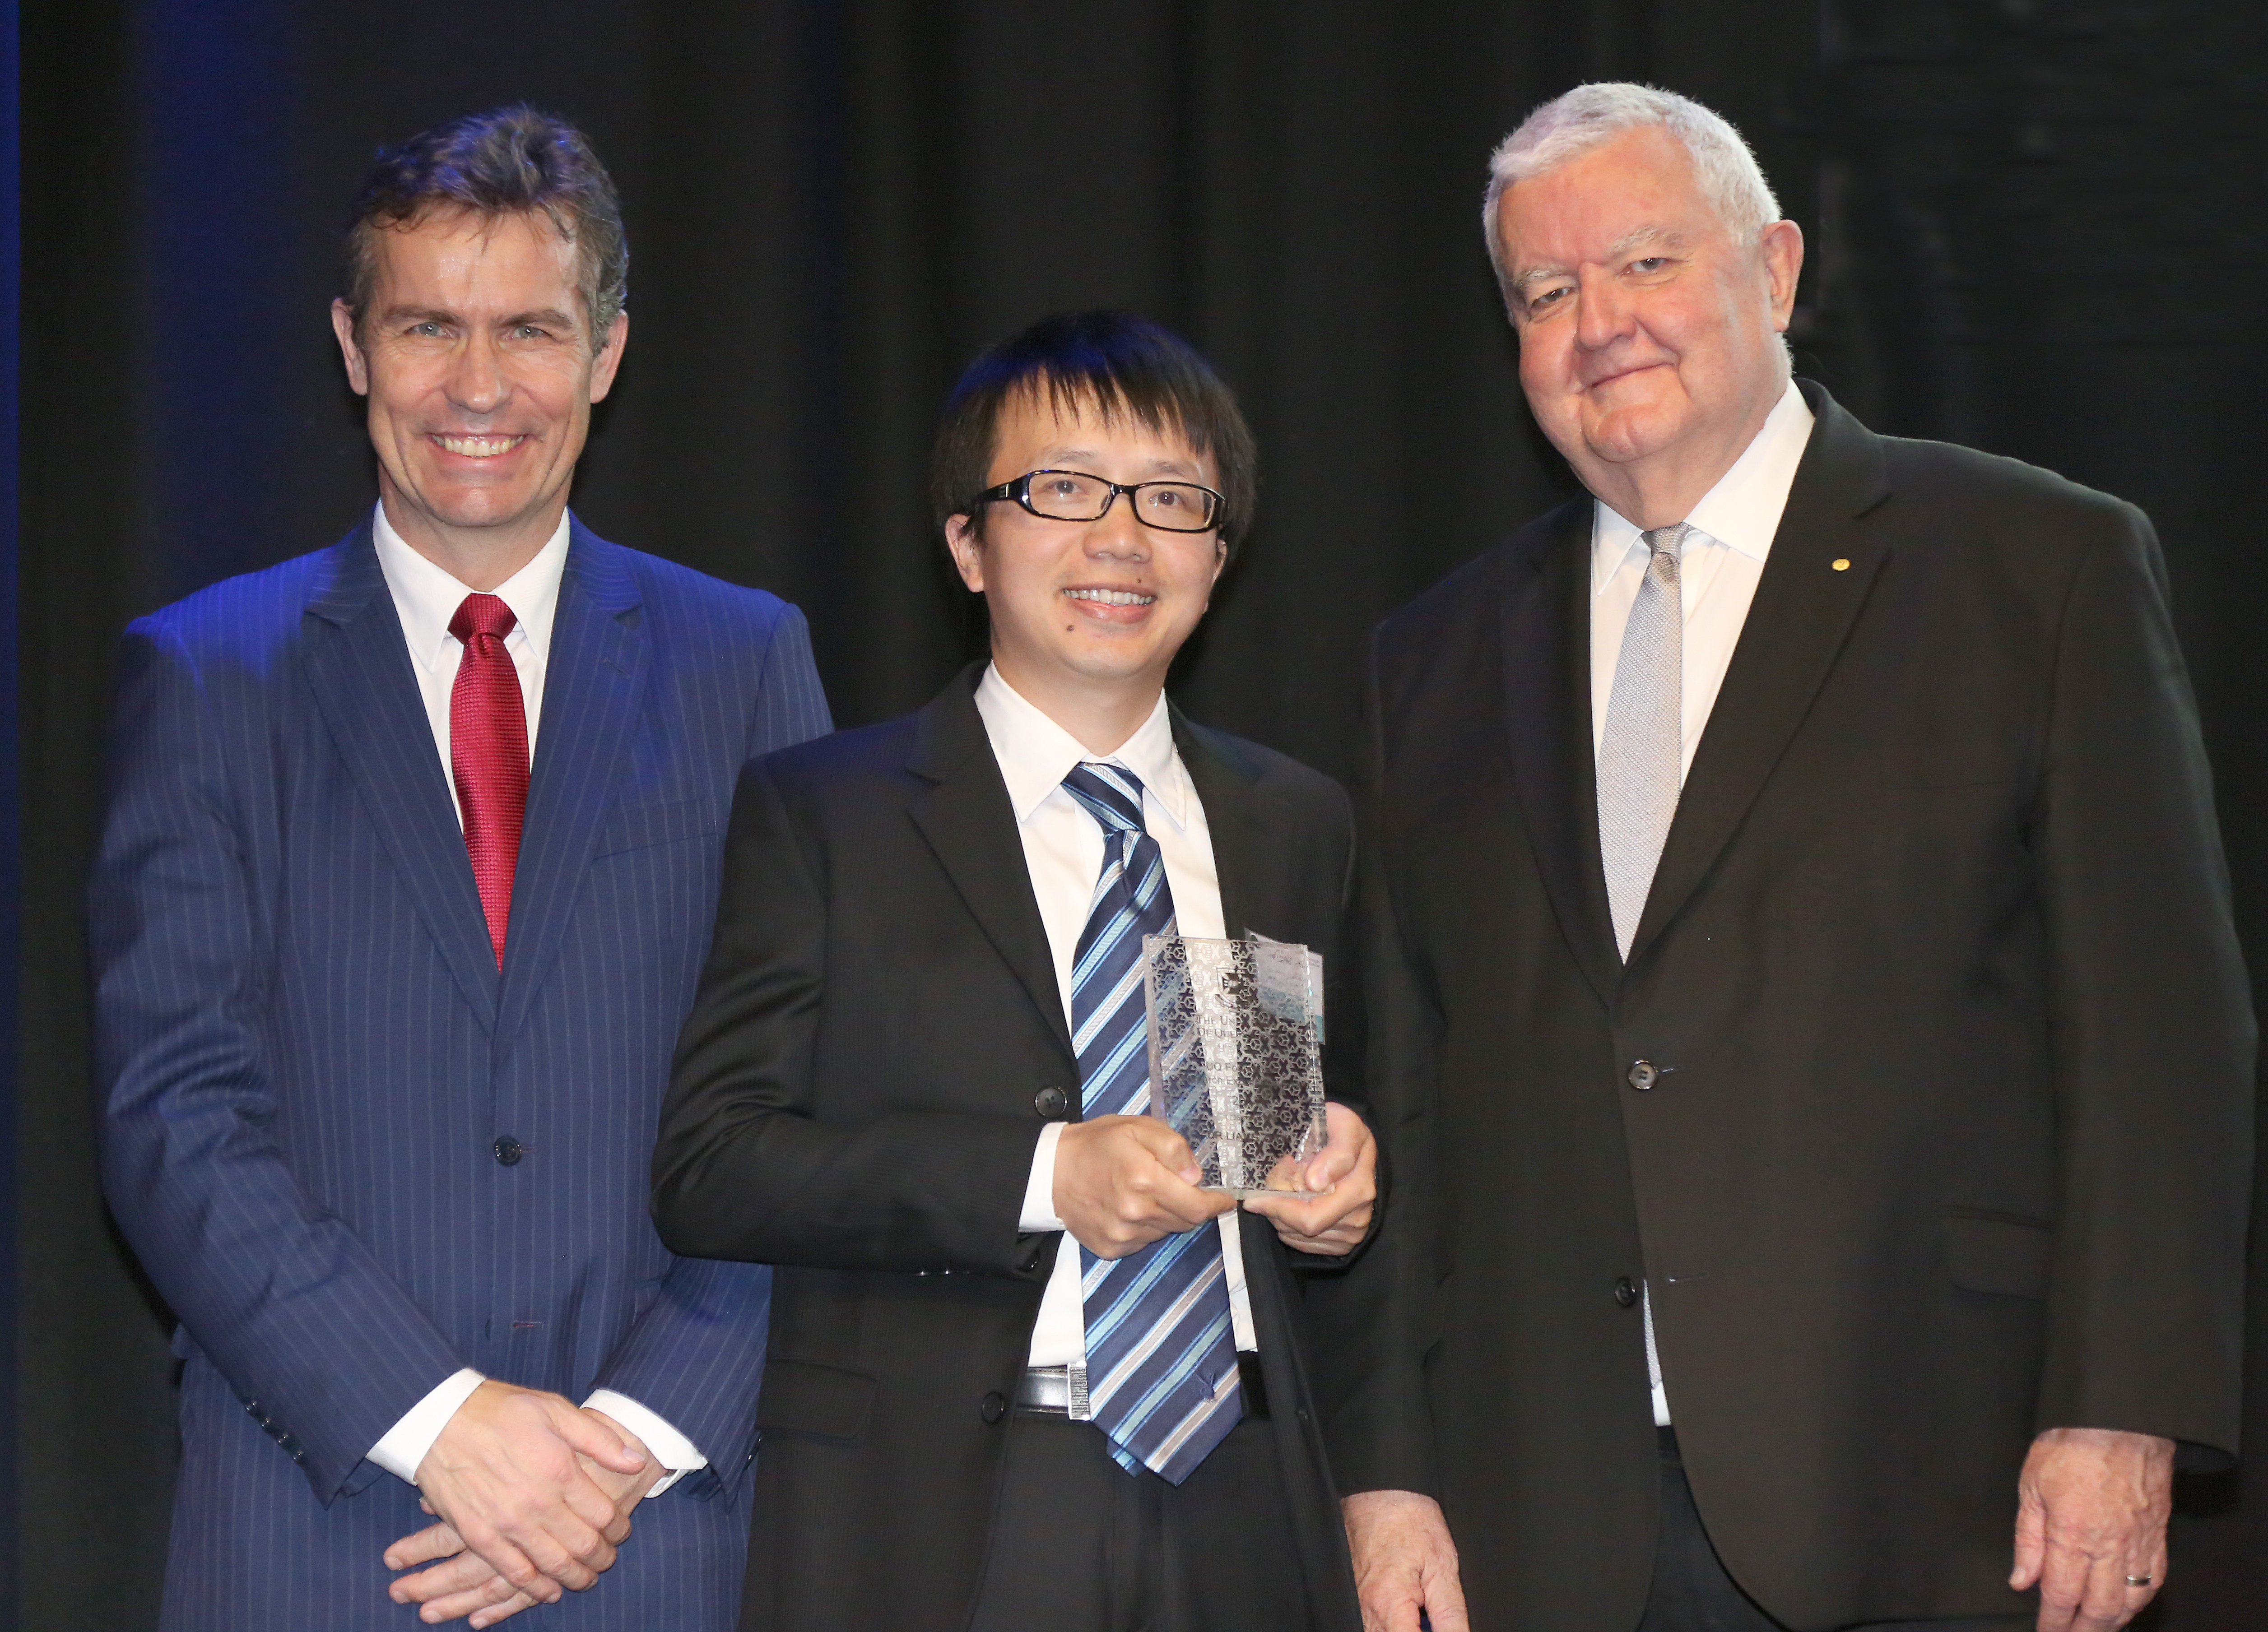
[16,1,2267,1627]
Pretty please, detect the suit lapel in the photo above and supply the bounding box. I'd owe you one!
[1502,503,1623,1007]
[1625,385,1893,966]
[1172,714,1273,941]
[301,524,501,1030]
[494,524,650,1048]
[906,672,1076,1061]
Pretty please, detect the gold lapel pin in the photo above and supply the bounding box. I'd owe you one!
[1831,557,1851,571]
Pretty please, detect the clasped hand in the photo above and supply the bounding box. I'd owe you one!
[384,1381,660,1627]
[1052,1101,1376,1260]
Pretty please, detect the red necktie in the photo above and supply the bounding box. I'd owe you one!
[448,593,529,968]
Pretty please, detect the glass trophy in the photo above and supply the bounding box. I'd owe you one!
[1141,934,1329,1198]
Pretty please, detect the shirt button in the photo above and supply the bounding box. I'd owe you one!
[1614,1276,1640,1308]
[1033,1086,1069,1120]
[979,1391,1008,1424]
[1627,1061,1659,1091]
[493,1136,525,1166]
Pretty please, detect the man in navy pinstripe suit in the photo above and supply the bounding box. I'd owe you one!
[91,107,829,1630]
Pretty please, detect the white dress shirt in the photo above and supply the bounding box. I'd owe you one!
[1588,379,1814,1426]
[365,502,704,1495]
[972,666,1260,1370]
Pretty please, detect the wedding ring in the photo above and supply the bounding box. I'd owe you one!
[2125,1574,2154,1588]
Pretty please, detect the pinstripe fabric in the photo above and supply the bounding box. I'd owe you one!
[91,516,832,1631]
[1060,766,1243,1485]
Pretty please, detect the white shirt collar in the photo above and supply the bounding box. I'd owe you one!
[972,664,1193,832]
[1592,378,1815,595]
[371,501,572,672]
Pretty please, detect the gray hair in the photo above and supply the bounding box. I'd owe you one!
[1481,83,1782,285]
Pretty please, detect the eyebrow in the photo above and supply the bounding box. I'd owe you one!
[1038,448,1204,480]
[376,305,581,332]
[1510,225,1691,293]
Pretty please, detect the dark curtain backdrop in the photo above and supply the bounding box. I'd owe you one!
[18,2,2266,1627]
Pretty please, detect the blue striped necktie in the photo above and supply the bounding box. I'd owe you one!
[1061,762,1244,1483]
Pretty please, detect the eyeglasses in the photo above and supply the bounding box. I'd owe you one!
[973,468,1224,533]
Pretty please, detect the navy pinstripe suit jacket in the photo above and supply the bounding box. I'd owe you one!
[91,516,831,1631]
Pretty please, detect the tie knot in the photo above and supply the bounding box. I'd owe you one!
[1639,522,1691,562]
[449,592,517,645]
[1062,763,1148,835]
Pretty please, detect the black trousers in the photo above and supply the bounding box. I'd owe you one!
[1639,1428,2030,1632]
[965,1408,1313,1632]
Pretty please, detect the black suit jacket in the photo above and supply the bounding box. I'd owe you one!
[654,667,1365,1632]
[1310,383,2255,1631]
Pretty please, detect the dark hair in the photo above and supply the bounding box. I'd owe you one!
[340,104,627,348]
[931,311,1259,557]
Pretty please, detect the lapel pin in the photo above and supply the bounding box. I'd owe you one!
[1831,557,1851,571]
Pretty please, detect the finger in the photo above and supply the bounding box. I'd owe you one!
[410,1572,527,1622]
[1270,1221,1356,1256]
[553,1406,645,1477]
[1123,1116,1195,1166]
[1139,1160,1236,1229]
[422,1578,537,1626]
[441,1520,558,1607]
[390,1549,506,1605]
[467,1594,541,1630]
[486,1516,599,1596]
[2031,1538,2090,1632]
[530,1511,615,1583]
[1254,1186,1367,1236]
[1302,1136,1359,1192]
[2082,1549,2152,1632]
[1422,1558,1473,1632]
[557,1469,637,1543]
[386,1521,470,1571]
[2010,1492,2047,1590]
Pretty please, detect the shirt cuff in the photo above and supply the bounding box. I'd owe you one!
[370,1367,487,1484]
[584,1390,708,1498]
[1020,1121,1069,1232]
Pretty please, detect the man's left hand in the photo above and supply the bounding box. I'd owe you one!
[1241,1101,1377,1256]
[2010,1426,2174,1632]
[388,1409,661,1627]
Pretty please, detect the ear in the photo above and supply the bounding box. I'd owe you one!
[330,299,370,396]
[1760,219,1805,333]
[943,514,986,593]
[588,307,630,403]
[1208,536,1228,591]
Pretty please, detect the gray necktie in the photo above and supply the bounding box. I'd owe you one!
[1596,523,1690,961]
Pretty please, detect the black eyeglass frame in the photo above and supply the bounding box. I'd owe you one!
[971,468,1227,534]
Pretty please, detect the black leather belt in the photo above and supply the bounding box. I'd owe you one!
[1016,1365,1081,1415]
[1016,1356,1270,1419]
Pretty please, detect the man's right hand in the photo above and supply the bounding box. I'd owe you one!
[1343,1489,1469,1632]
[1053,1113,1236,1259]
[392,1381,650,1607]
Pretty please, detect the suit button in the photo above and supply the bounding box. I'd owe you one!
[1614,1276,1639,1307]
[493,1136,525,1166]
[1033,1086,1069,1120]
[1627,1061,1658,1091]
[979,1391,1008,1424]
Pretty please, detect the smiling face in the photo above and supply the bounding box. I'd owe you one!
[944,386,1227,750]
[1493,125,1801,519]
[330,206,626,579]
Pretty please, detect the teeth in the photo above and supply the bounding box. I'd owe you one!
[436,434,524,458]
[1065,589,1156,607]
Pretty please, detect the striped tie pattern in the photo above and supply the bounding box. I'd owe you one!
[1061,763,1244,1484]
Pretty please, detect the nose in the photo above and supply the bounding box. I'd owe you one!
[444,330,509,417]
[1084,488,1151,560]
[1573,263,1634,353]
